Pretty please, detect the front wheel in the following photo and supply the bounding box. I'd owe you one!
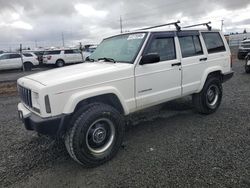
[193,76,222,114]
[65,103,125,167]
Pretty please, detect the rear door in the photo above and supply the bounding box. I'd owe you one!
[135,32,182,109]
[9,54,22,68]
[0,54,11,70]
[178,31,207,95]
[64,49,82,63]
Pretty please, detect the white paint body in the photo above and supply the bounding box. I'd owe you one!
[43,50,83,65]
[0,52,39,70]
[17,30,232,119]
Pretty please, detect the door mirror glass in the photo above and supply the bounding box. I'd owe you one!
[140,53,160,65]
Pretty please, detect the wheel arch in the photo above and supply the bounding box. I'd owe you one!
[63,87,129,115]
[56,59,65,63]
[197,67,223,92]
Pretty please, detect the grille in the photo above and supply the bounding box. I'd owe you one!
[18,85,32,108]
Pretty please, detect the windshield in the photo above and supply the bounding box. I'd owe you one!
[89,33,147,63]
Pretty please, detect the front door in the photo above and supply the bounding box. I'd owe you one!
[135,33,182,109]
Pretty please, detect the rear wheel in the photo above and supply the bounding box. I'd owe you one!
[56,60,64,67]
[65,103,125,167]
[193,76,222,114]
[23,62,33,71]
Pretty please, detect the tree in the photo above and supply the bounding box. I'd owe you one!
[243,29,247,33]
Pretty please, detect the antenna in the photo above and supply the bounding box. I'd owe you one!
[183,21,212,31]
[136,20,181,31]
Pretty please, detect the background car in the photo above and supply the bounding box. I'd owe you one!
[43,49,83,67]
[0,52,39,71]
[238,39,250,59]
[82,46,97,60]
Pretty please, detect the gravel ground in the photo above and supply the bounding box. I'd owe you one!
[1,53,250,187]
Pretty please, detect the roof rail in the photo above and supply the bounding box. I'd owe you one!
[183,21,212,31]
[136,20,181,31]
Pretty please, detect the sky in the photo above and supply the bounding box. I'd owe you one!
[0,0,250,50]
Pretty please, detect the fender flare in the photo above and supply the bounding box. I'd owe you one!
[62,86,129,115]
[197,66,223,92]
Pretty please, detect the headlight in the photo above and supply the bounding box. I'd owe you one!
[31,92,40,112]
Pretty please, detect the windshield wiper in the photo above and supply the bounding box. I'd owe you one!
[98,57,116,63]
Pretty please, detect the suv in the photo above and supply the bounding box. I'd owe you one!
[17,26,233,167]
[82,46,97,60]
[0,52,39,71]
[43,49,83,67]
[238,39,250,60]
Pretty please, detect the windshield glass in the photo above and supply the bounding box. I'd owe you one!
[89,33,147,63]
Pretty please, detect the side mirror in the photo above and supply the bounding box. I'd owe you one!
[140,53,160,65]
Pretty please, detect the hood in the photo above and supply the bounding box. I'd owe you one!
[25,62,133,86]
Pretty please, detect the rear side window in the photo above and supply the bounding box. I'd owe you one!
[146,37,176,61]
[202,32,226,53]
[64,49,81,54]
[179,35,203,58]
[23,53,33,57]
[9,54,21,58]
[44,50,61,55]
[64,50,74,54]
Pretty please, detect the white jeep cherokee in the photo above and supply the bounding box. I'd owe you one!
[17,26,233,166]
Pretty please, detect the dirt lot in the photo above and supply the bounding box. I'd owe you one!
[1,54,250,187]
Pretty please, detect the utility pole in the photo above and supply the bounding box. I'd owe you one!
[120,16,123,34]
[62,32,65,47]
[221,20,224,33]
[20,44,24,71]
[79,42,84,62]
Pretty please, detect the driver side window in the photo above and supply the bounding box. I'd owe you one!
[145,37,176,61]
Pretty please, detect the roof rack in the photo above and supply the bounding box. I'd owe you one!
[183,21,212,31]
[136,20,181,31]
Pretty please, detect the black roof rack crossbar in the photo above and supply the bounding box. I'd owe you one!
[183,21,212,31]
[136,21,181,31]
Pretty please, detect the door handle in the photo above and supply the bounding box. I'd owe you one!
[171,62,181,67]
[200,58,207,61]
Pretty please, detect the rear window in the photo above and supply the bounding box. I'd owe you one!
[44,50,61,55]
[202,32,226,54]
[23,53,33,57]
[179,35,203,58]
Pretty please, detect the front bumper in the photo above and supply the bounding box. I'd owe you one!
[222,71,234,83]
[18,103,69,136]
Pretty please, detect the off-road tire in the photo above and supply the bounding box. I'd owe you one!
[192,76,222,114]
[65,103,125,167]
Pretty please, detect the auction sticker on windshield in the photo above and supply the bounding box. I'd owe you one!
[127,33,145,40]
